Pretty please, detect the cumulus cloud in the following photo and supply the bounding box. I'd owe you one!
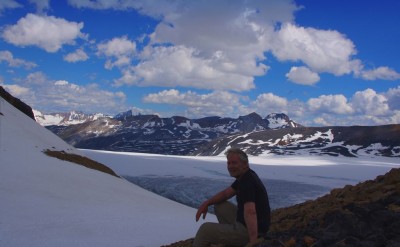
[141,86,400,126]
[97,36,136,69]
[286,66,320,85]
[3,72,129,114]
[0,0,21,13]
[359,66,400,81]
[2,14,84,52]
[307,94,353,115]
[386,86,400,110]
[116,45,258,91]
[350,88,389,116]
[272,23,362,76]
[22,71,48,85]
[64,48,89,62]
[68,0,399,91]
[0,50,37,69]
[95,0,295,90]
[142,89,303,119]
[0,83,30,97]
[301,88,400,126]
[251,93,288,114]
[143,89,244,117]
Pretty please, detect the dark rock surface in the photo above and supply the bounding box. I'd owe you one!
[0,86,35,120]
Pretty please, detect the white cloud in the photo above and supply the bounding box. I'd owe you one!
[272,23,362,76]
[0,0,21,13]
[54,80,69,86]
[359,66,400,81]
[312,116,333,126]
[307,94,353,115]
[143,87,400,126]
[4,72,130,114]
[286,66,320,85]
[67,0,140,10]
[97,36,136,69]
[0,50,37,69]
[388,110,400,124]
[2,14,84,52]
[350,88,389,116]
[22,71,49,85]
[252,93,288,114]
[301,87,400,126]
[1,83,31,97]
[98,1,297,91]
[116,45,258,91]
[64,48,89,62]
[143,89,244,117]
[97,36,136,57]
[386,86,400,110]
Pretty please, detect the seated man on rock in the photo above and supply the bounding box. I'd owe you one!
[193,148,271,247]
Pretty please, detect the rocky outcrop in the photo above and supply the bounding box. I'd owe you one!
[0,86,35,120]
[44,149,120,178]
[266,167,400,247]
[164,168,400,247]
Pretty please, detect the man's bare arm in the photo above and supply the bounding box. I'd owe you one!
[244,202,258,244]
[196,187,236,221]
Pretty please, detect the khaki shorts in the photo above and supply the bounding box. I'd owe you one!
[193,201,249,247]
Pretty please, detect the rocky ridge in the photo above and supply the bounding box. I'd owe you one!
[44,111,301,155]
[193,125,400,157]
[0,86,35,120]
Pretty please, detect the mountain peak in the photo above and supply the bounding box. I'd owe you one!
[265,113,301,129]
[34,110,107,126]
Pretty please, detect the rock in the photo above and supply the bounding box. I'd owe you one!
[0,86,35,120]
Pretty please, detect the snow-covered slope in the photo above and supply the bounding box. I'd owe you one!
[0,97,213,247]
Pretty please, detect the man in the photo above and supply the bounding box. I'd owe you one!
[193,148,271,247]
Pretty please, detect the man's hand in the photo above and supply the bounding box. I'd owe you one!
[195,201,209,221]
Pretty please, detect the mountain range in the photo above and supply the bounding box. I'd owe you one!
[2,85,399,158]
[34,109,108,126]
[38,109,301,155]
[34,108,400,158]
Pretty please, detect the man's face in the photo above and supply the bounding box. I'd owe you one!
[227,153,248,178]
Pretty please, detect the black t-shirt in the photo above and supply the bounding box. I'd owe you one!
[231,169,271,234]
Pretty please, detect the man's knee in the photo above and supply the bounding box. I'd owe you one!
[197,222,215,237]
[194,222,220,247]
[214,201,237,224]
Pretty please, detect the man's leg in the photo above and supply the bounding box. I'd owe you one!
[193,202,248,247]
[214,201,237,224]
[193,222,248,247]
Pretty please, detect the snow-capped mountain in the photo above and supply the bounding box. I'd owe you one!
[192,125,400,157]
[44,112,301,155]
[40,108,400,157]
[34,109,108,126]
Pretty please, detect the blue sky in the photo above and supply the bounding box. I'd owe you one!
[1,0,399,126]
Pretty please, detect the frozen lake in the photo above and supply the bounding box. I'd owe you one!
[82,150,400,210]
[125,175,329,210]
